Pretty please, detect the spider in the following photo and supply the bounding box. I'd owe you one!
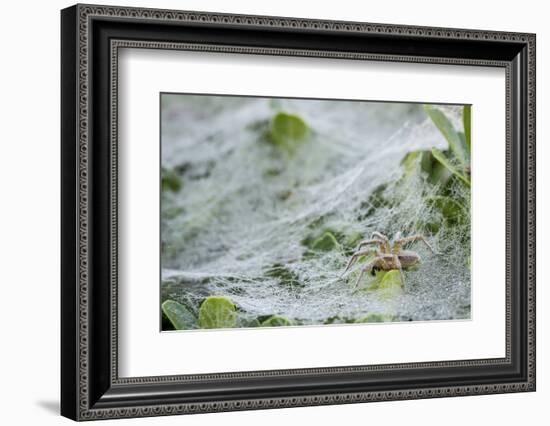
[341,231,437,289]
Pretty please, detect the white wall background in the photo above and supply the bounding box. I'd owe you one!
[0,0,546,424]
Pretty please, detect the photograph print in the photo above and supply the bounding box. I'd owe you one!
[160,94,472,331]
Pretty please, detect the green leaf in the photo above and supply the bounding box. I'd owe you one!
[400,151,422,180]
[427,195,466,225]
[401,151,421,173]
[265,263,302,287]
[430,161,453,186]
[377,270,404,300]
[268,112,309,153]
[357,269,386,291]
[425,105,468,167]
[261,316,294,327]
[356,313,395,323]
[237,317,262,328]
[161,312,176,331]
[400,150,453,187]
[161,167,182,193]
[463,105,471,154]
[356,270,403,299]
[458,131,466,151]
[302,223,362,253]
[198,296,237,329]
[431,148,470,187]
[343,231,363,251]
[311,231,341,252]
[161,300,197,330]
[324,316,352,325]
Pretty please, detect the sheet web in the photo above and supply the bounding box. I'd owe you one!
[160,95,471,325]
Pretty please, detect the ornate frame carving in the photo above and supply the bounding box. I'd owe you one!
[61,4,535,421]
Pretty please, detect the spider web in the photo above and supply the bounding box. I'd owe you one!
[160,95,471,325]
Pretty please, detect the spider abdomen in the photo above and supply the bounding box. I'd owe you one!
[398,250,421,268]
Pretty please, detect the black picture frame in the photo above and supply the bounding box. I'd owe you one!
[61,4,536,421]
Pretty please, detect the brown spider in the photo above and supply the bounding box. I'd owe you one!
[342,231,436,289]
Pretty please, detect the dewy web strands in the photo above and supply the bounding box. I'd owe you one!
[160,95,471,327]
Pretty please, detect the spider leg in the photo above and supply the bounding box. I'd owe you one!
[354,259,377,289]
[393,255,405,290]
[393,234,437,254]
[342,248,378,276]
[371,231,391,253]
[371,231,389,241]
[356,238,385,252]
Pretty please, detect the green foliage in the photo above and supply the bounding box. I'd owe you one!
[356,313,395,323]
[356,269,386,291]
[431,148,470,187]
[422,105,472,188]
[161,167,182,193]
[163,206,184,221]
[265,263,302,287]
[237,317,262,328]
[261,315,294,327]
[401,150,422,176]
[198,296,237,329]
[311,231,341,252]
[463,105,471,152]
[161,312,176,331]
[396,105,472,236]
[416,194,468,233]
[268,112,310,153]
[357,270,403,299]
[263,167,282,178]
[302,221,362,255]
[357,183,392,220]
[276,189,293,201]
[343,232,364,253]
[323,316,357,324]
[161,300,197,330]
[402,150,452,187]
[426,195,466,226]
[377,270,404,299]
[424,105,469,168]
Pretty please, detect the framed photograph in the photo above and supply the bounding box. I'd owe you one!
[61,4,536,421]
